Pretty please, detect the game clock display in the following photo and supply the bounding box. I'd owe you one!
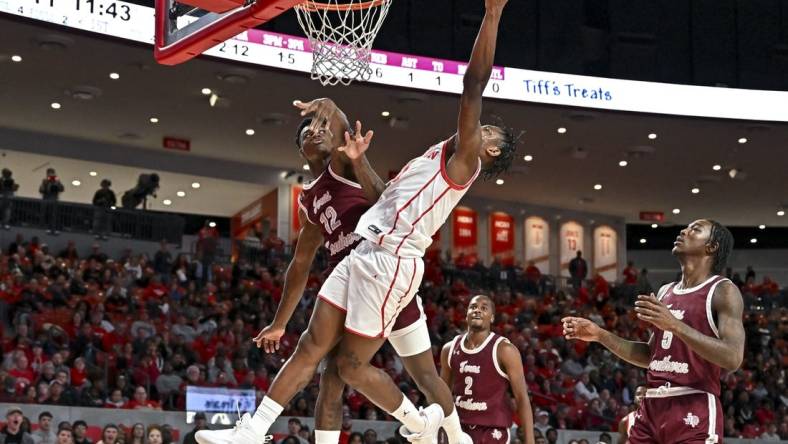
[2,0,787,122]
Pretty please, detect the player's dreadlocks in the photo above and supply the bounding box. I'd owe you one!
[706,219,734,274]
[480,117,524,180]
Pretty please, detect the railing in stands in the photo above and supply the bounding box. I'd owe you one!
[3,197,184,244]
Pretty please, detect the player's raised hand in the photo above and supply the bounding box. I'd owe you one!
[561,316,601,342]
[293,98,336,136]
[252,324,286,354]
[634,293,679,332]
[337,120,374,161]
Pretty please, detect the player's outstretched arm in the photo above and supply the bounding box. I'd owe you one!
[253,209,323,353]
[446,0,507,185]
[498,341,535,444]
[562,316,652,368]
[439,341,455,388]
[635,281,745,371]
[294,98,350,148]
[339,120,386,203]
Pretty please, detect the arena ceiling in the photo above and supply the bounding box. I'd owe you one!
[1,16,788,223]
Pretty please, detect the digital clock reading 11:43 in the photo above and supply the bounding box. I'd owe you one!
[33,0,131,20]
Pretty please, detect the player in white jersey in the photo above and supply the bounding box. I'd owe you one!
[617,386,646,444]
[201,0,518,443]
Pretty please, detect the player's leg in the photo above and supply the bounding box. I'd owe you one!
[196,257,352,444]
[665,393,723,444]
[626,397,659,444]
[313,348,346,444]
[334,332,443,437]
[389,308,468,444]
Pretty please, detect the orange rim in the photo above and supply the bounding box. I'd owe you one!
[299,0,388,12]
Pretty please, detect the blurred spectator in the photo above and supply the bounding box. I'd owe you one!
[181,414,207,444]
[1,406,34,444]
[31,411,55,444]
[124,386,160,410]
[55,427,71,444]
[568,251,587,290]
[153,242,173,284]
[286,419,308,444]
[71,421,91,444]
[95,424,119,444]
[38,168,64,235]
[636,268,653,295]
[146,426,162,444]
[621,261,637,286]
[91,179,116,240]
[197,221,219,285]
[125,424,144,444]
[0,168,19,230]
[534,410,551,436]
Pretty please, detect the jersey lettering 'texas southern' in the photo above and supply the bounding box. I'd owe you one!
[299,166,370,271]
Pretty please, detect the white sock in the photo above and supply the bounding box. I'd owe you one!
[314,430,341,444]
[391,395,426,433]
[441,408,463,443]
[252,396,284,432]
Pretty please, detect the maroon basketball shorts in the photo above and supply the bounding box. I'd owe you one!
[463,424,511,444]
[628,387,723,444]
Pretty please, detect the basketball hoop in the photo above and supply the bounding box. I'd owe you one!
[294,0,392,86]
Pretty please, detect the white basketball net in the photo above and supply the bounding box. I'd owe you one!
[294,0,392,86]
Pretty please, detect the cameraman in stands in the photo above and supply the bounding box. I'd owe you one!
[0,168,18,230]
[38,168,64,235]
[92,179,116,240]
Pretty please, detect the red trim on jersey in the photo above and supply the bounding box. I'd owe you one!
[440,139,480,191]
[379,257,402,335]
[382,258,417,333]
[394,186,452,255]
[378,170,441,246]
[345,326,380,339]
[318,294,347,312]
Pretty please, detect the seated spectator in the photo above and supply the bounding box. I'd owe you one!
[72,421,91,444]
[95,424,119,444]
[2,407,34,444]
[31,411,55,444]
[124,386,160,410]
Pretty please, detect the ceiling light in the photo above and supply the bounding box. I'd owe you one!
[209,93,219,107]
[691,187,700,194]
[191,182,201,189]
[672,208,681,214]
[758,224,766,230]
[618,160,628,167]
[11,55,22,63]
[381,111,390,117]
[201,88,212,95]
[557,127,567,134]
[302,164,310,171]
[89,171,97,177]
[728,168,738,179]
[176,191,186,197]
[651,223,658,229]
[208,221,217,228]
[495,179,505,185]
[639,238,647,244]
[778,210,785,217]
[149,117,159,123]
[50,102,61,110]
[750,238,757,244]
[712,164,722,171]
[71,179,81,187]
[245,128,255,136]
[738,137,748,144]
[648,133,657,140]
[593,184,602,190]
[162,199,172,206]
[109,72,120,80]
[110,206,116,210]
[523,155,533,162]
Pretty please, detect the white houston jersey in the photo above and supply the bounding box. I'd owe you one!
[355,139,481,258]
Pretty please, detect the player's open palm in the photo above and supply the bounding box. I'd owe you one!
[561,316,601,342]
[253,324,285,354]
[338,120,374,161]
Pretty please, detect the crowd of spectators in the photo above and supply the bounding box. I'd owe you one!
[0,233,785,443]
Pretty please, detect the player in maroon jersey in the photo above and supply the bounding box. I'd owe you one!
[617,386,646,444]
[198,98,464,444]
[440,295,535,444]
[563,219,745,443]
